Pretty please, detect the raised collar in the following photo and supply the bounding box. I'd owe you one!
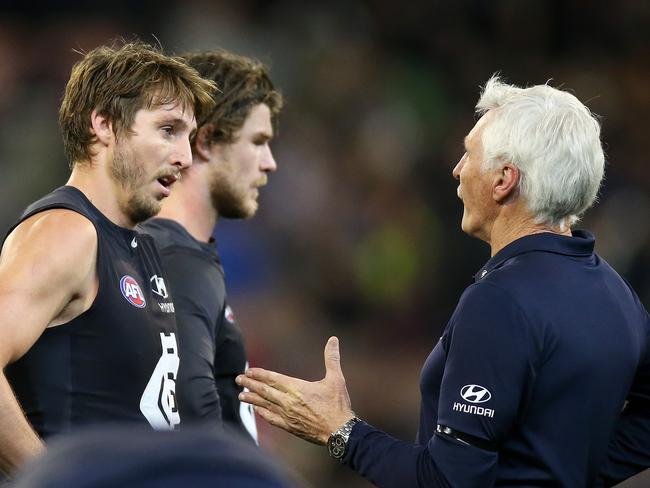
[474,230,595,282]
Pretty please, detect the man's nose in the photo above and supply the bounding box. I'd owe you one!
[261,146,277,173]
[175,137,193,170]
[452,154,466,180]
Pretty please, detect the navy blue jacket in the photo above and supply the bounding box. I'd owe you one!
[343,231,650,487]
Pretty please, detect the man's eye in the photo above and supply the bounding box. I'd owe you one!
[162,126,174,135]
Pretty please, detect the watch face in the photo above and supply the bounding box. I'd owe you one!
[328,434,346,459]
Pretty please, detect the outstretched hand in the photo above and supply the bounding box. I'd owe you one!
[236,336,355,445]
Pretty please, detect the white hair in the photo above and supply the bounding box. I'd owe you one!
[476,75,605,230]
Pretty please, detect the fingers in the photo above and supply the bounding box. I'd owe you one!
[243,367,297,393]
[238,390,298,435]
[248,397,328,446]
[239,390,276,411]
[324,336,344,380]
[241,391,322,444]
[238,354,351,446]
[253,405,291,432]
[237,375,287,407]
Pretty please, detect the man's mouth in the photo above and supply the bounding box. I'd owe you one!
[155,173,180,198]
[254,178,267,190]
[157,174,179,189]
[252,182,267,199]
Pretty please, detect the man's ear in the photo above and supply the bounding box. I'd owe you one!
[493,163,520,204]
[193,125,215,161]
[90,109,114,146]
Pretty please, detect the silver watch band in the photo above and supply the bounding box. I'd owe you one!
[327,417,361,461]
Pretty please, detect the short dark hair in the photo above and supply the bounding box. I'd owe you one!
[59,40,216,167]
[183,50,283,145]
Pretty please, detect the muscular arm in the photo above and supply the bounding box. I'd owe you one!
[0,210,98,473]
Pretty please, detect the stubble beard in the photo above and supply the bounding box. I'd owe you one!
[209,174,256,219]
[111,141,161,225]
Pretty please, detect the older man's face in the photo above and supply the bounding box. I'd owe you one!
[452,112,499,242]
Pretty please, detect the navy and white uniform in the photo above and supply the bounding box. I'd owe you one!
[140,218,257,442]
[343,231,650,487]
[4,186,181,438]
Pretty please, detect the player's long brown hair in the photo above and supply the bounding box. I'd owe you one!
[59,39,216,167]
[183,50,283,145]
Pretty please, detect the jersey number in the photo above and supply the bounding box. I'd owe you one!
[140,332,180,430]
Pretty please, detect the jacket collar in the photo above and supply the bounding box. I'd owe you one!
[474,230,595,282]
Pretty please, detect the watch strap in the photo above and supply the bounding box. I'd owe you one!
[327,416,361,461]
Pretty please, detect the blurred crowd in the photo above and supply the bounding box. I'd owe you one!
[1,1,649,486]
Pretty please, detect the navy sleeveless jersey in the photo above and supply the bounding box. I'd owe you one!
[140,218,258,442]
[4,186,181,439]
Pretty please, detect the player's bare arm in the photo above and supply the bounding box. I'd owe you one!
[0,209,98,473]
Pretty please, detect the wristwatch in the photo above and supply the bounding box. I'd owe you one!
[327,417,361,461]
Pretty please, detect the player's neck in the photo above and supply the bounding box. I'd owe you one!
[157,173,217,243]
[67,162,136,229]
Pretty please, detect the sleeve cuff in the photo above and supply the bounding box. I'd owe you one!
[341,420,374,465]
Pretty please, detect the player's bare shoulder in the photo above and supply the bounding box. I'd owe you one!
[3,208,97,267]
[1,208,99,328]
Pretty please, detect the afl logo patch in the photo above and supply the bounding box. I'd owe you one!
[120,275,146,308]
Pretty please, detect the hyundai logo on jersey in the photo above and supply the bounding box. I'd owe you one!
[150,275,168,299]
[120,275,146,308]
[460,384,492,403]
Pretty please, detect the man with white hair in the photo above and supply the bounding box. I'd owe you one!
[235,75,650,487]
